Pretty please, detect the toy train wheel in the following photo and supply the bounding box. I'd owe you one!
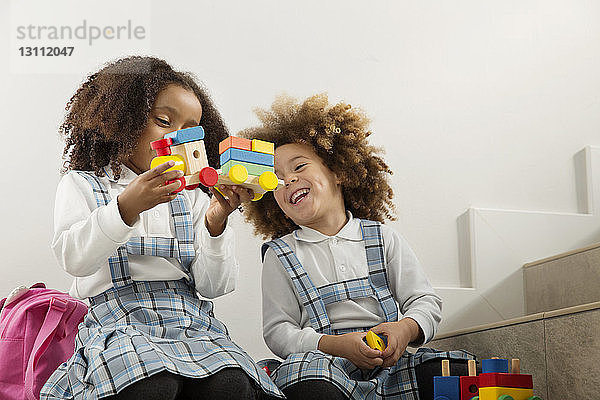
[252,192,264,201]
[526,397,542,400]
[258,171,278,191]
[228,164,248,184]
[167,177,186,194]
[185,184,199,190]
[497,396,514,400]
[199,167,218,187]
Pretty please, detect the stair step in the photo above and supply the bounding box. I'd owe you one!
[427,301,600,400]
[523,242,600,314]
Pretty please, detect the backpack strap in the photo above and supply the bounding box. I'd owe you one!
[24,297,70,400]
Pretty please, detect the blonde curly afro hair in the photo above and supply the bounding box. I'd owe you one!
[239,94,396,240]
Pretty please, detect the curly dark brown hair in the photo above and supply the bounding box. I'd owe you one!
[60,56,229,193]
[239,94,396,240]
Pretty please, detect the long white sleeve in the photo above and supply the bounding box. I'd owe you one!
[51,172,139,277]
[52,167,239,300]
[383,226,443,345]
[190,195,238,299]
[262,248,323,358]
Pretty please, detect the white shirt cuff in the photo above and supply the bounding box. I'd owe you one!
[97,197,139,243]
[403,310,434,345]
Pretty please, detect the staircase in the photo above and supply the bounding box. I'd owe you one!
[427,243,600,399]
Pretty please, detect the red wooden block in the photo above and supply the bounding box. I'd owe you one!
[151,137,173,150]
[219,136,252,154]
[478,373,533,389]
[155,147,171,156]
[460,376,479,400]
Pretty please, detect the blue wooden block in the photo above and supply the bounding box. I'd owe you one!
[482,358,509,374]
[433,376,460,400]
[220,148,274,167]
[165,126,205,145]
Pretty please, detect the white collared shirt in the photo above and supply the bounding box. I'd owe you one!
[262,212,442,358]
[52,165,238,300]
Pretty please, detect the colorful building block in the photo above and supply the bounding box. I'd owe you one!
[165,126,205,145]
[251,139,275,155]
[434,376,461,400]
[221,160,274,178]
[170,141,209,176]
[478,386,534,399]
[478,373,532,389]
[219,136,252,153]
[220,148,274,167]
[460,359,479,400]
[482,359,509,374]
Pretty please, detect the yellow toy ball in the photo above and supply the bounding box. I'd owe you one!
[228,164,248,184]
[259,171,279,191]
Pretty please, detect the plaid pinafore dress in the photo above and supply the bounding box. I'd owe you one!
[41,172,283,400]
[260,220,472,400]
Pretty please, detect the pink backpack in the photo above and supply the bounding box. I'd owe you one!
[0,283,87,400]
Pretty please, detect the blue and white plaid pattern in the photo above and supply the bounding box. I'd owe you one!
[261,220,474,399]
[77,171,195,286]
[41,172,283,399]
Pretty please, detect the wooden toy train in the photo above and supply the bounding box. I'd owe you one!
[434,358,542,400]
[150,126,282,200]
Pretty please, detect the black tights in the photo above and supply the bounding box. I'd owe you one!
[106,368,258,400]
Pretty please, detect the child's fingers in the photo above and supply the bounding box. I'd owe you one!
[159,180,183,195]
[381,335,395,359]
[144,161,175,180]
[358,339,383,359]
[210,187,234,209]
[232,186,254,203]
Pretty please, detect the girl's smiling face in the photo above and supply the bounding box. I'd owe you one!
[125,84,203,174]
[273,143,348,235]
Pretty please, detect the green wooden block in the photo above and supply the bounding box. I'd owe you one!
[221,160,274,177]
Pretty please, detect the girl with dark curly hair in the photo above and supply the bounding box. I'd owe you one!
[240,94,473,400]
[41,56,283,400]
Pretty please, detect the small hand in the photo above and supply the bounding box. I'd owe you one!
[205,185,254,236]
[318,332,383,370]
[370,319,421,367]
[117,161,183,226]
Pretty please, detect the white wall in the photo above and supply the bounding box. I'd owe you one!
[1,0,600,360]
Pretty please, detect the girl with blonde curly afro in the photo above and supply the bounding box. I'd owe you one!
[242,94,473,400]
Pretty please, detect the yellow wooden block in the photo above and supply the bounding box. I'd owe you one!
[251,139,275,155]
[150,155,185,173]
[365,331,386,351]
[479,386,533,400]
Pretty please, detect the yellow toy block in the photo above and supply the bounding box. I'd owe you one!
[150,155,185,173]
[251,139,275,155]
[365,331,386,351]
[478,386,533,400]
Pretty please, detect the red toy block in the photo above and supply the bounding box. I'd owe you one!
[151,137,173,150]
[478,373,533,389]
[155,147,171,156]
[459,375,479,399]
[219,136,252,154]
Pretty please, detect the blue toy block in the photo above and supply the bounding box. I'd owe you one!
[165,126,205,145]
[433,376,460,400]
[482,358,509,374]
[220,148,274,167]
